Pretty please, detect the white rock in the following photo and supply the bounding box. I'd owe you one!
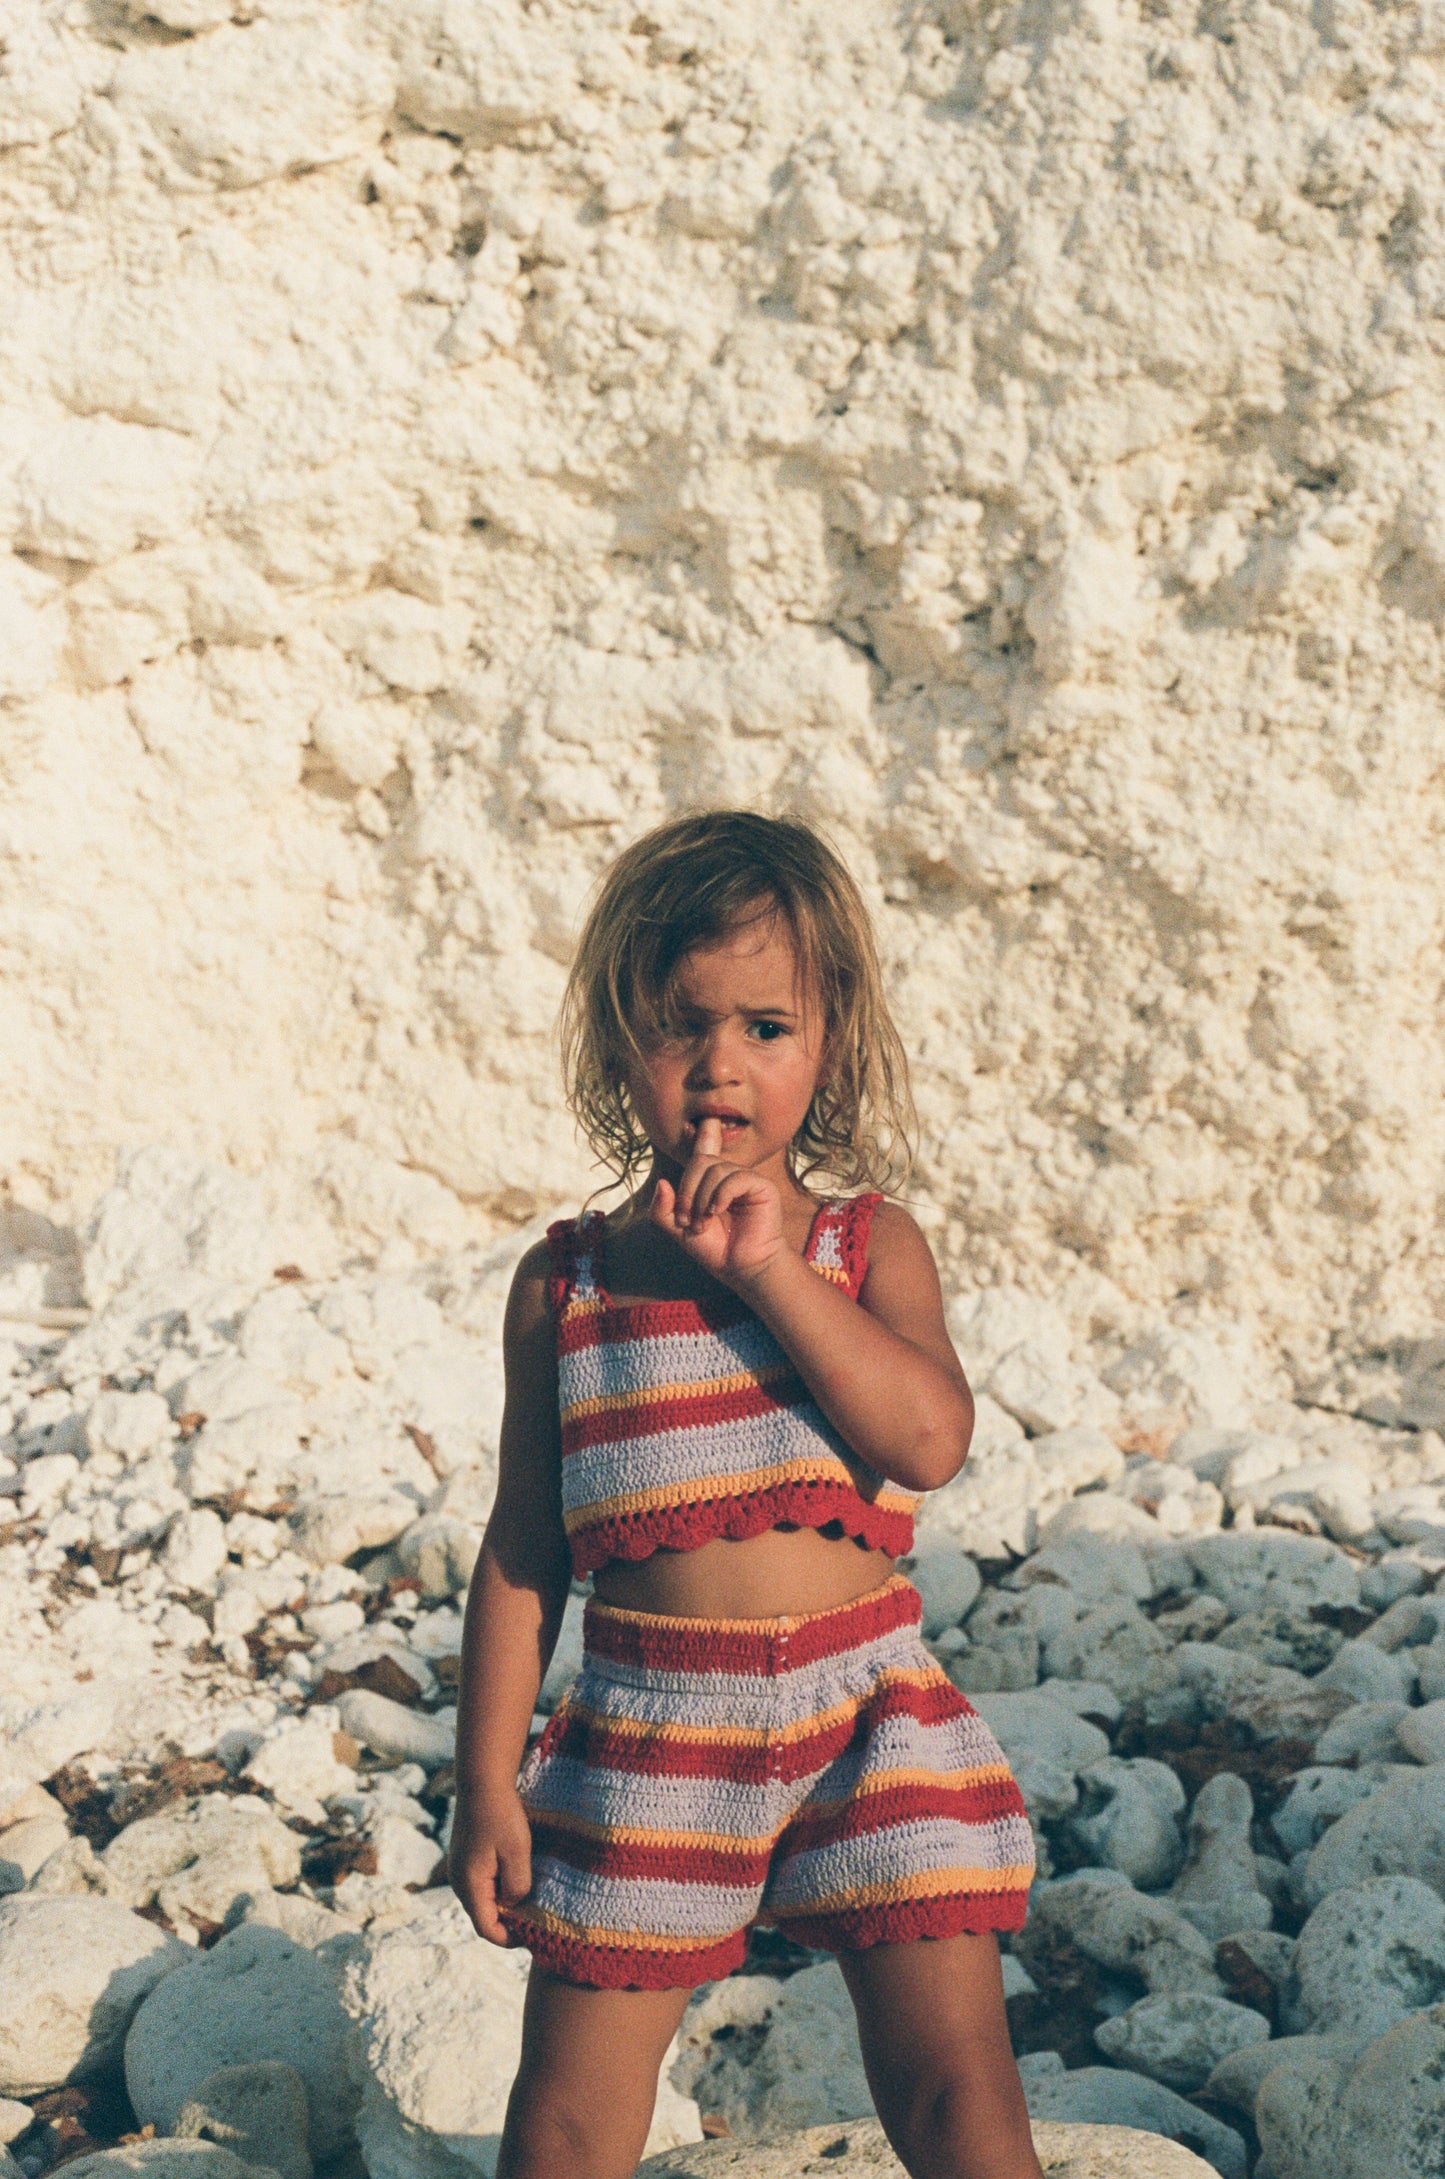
[1206,2033,1366,2122]
[986,1350,1120,1438]
[56,2147,278,2179]
[0,1896,185,2094]
[1029,1427,1127,1498]
[1039,1679,1125,1727]
[395,1515,480,1601]
[1043,1598,1175,1705]
[102,1796,302,1928]
[1023,1533,1160,1605]
[1103,1326,1263,1432]
[1272,1766,1405,1859]
[1186,1534,1361,1618]
[242,1715,356,1826]
[646,2114,1226,2177]
[1361,1594,1441,1652]
[175,2060,313,2179]
[917,1437,1041,1560]
[1094,1992,1270,2094]
[86,1391,175,1465]
[343,1894,698,2179]
[673,1963,869,2137]
[289,1493,419,1569]
[334,1693,456,1770]
[1314,1703,1411,1766]
[0,2100,33,2146]
[1168,1773,1272,1942]
[1396,1698,1445,1765]
[1022,2066,1247,2179]
[1288,1876,1445,2038]
[125,1923,361,2162]
[163,1508,229,1594]
[1301,1763,1445,1905]
[1067,1760,1186,1891]
[369,1816,443,1891]
[300,1601,366,1642]
[0,1814,70,1893]
[1171,1643,1349,1745]
[905,1543,982,1637]
[1026,1873,1223,1997]
[185,1411,304,1510]
[1255,2004,1445,2179]
[969,1693,1111,1774]
[1315,1638,1416,1708]
[28,1834,121,1898]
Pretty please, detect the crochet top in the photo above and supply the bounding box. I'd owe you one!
[547,1193,921,1576]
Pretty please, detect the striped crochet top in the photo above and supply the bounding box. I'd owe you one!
[548,1193,922,1577]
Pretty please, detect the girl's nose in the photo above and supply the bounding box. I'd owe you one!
[685,1026,742,1086]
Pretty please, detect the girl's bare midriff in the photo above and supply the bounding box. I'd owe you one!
[592,1527,897,1619]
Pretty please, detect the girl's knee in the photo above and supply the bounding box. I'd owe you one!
[499,2077,651,2179]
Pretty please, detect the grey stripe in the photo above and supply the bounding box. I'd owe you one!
[766,1815,1037,1910]
[529,1859,762,1940]
[563,1403,869,1513]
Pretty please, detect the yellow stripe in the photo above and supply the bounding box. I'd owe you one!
[561,1360,795,1424]
[509,1903,726,1954]
[813,1761,1021,1807]
[563,1462,920,1532]
[767,1863,1036,1918]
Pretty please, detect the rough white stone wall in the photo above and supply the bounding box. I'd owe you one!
[3,0,1444,1370]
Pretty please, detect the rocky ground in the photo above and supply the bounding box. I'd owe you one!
[2,1152,1444,2179]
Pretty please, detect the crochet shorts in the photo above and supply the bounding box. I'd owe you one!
[500,1574,1035,1989]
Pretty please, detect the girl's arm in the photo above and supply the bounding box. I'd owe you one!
[449,1242,572,1945]
[654,1126,972,1493]
[741,1201,974,1493]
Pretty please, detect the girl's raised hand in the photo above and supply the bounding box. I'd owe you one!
[651,1117,786,1287]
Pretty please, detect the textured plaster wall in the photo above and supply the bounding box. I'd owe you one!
[2,0,1444,1372]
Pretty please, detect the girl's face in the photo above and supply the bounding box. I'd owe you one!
[625,912,826,1183]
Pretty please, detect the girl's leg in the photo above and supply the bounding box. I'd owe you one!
[837,1933,1044,2179]
[496,1968,695,2179]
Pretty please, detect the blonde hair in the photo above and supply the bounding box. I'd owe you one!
[561,812,915,1193]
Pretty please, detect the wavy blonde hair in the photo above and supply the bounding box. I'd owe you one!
[561,812,915,1193]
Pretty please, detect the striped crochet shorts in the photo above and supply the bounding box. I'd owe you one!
[500,1575,1035,1989]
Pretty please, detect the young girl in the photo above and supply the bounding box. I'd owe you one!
[449,812,1042,2179]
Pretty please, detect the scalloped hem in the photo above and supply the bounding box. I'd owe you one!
[569,1478,915,1576]
[776,1890,1031,1951]
[501,1916,749,1991]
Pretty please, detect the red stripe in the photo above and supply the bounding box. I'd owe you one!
[531,1824,773,1888]
[561,1374,808,1454]
[780,1888,1030,1949]
[499,1913,749,1990]
[556,1293,750,1351]
[572,1483,916,1575]
[776,1776,1029,1855]
[582,1576,921,1674]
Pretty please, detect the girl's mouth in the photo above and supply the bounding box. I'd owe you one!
[687,1113,747,1138]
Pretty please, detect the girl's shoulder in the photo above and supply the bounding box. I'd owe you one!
[849,1195,943,1306]
[504,1234,559,1342]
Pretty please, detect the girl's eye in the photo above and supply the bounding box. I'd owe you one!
[749,1020,787,1042]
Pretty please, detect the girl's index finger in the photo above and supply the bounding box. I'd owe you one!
[692,1116,724,1161]
[675,1115,724,1224]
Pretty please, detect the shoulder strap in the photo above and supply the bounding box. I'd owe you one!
[545,1210,608,1314]
[544,1218,581,1315]
[838,1191,884,1299]
[806,1192,883,1299]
